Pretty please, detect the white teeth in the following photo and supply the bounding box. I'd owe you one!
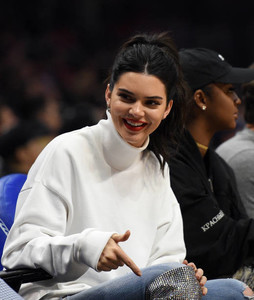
[126,120,144,127]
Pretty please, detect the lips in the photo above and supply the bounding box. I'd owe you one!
[123,118,147,131]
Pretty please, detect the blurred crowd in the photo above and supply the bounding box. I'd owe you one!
[0,0,253,176]
[0,25,111,176]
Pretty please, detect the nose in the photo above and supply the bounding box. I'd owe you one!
[129,102,145,117]
[235,96,241,106]
[232,91,241,106]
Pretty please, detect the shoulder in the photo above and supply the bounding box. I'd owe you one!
[217,134,254,164]
[28,124,101,177]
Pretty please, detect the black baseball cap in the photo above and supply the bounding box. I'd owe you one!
[179,48,254,90]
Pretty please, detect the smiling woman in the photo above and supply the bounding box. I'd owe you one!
[2,33,247,300]
[105,72,172,148]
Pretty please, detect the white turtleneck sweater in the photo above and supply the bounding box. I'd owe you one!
[2,113,186,299]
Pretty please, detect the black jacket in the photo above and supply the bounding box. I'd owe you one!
[167,130,254,279]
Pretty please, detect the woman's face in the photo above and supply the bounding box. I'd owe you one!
[206,83,241,131]
[105,72,173,147]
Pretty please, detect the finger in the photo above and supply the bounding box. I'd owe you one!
[97,255,125,272]
[103,261,122,270]
[187,262,197,272]
[98,265,111,272]
[183,259,188,265]
[117,248,142,276]
[202,286,208,296]
[195,268,204,280]
[112,230,131,243]
[199,275,207,287]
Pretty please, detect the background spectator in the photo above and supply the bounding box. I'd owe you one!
[216,74,254,218]
[0,120,54,176]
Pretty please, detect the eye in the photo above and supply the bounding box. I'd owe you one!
[226,87,239,102]
[146,99,161,108]
[146,100,161,106]
[228,87,236,94]
[118,93,134,102]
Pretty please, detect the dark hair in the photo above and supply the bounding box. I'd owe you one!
[107,32,188,171]
[242,80,254,123]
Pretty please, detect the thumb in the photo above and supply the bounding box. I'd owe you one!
[112,230,131,243]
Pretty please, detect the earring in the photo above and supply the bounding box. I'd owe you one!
[202,105,207,111]
[107,106,111,113]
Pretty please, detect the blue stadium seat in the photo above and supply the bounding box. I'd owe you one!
[0,173,27,270]
[0,173,52,293]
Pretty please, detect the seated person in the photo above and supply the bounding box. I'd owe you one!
[2,33,253,300]
[216,78,254,218]
[0,120,54,176]
[166,47,254,287]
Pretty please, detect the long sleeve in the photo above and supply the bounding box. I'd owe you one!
[168,132,254,279]
[2,138,116,283]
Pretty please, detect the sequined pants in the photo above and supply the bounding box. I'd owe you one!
[66,263,250,300]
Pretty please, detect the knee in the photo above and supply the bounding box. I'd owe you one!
[146,265,202,299]
[205,279,254,300]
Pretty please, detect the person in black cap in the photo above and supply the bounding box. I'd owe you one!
[166,47,254,287]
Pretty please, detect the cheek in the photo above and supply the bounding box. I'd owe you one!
[110,100,126,114]
[150,111,167,124]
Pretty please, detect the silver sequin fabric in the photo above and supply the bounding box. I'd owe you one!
[145,265,202,300]
[0,278,24,300]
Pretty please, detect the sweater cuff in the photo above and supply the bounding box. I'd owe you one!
[75,228,116,270]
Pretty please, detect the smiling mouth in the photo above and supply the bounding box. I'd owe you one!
[123,118,147,131]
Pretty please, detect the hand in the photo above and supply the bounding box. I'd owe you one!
[97,230,142,276]
[183,260,208,296]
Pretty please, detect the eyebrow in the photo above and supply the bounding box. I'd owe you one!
[118,88,164,100]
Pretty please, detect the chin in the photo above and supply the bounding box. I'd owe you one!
[126,139,144,147]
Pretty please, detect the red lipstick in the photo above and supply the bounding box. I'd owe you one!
[123,118,147,131]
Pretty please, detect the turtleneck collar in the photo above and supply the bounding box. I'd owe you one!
[101,111,149,171]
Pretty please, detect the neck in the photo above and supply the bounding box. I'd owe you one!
[187,121,212,157]
[188,124,212,147]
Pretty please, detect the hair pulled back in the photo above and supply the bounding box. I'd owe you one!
[108,32,188,171]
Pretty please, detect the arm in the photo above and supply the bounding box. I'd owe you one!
[169,156,254,278]
[2,139,116,283]
[2,184,115,282]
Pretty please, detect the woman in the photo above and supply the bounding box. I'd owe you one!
[167,47,254,294]
[1,33,249,300]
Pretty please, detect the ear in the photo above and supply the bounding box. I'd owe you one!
[193,89,207,110]
[162,99,173,119]
[105,84,111,108]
